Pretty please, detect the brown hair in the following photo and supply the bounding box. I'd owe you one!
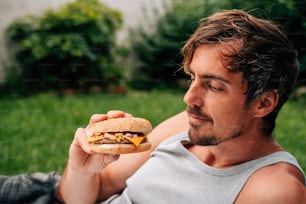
[182,9,299,135]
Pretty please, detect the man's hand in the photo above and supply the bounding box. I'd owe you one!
[58,110,132,203]
[68,110,132,173]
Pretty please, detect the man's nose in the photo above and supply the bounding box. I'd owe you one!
[183,82,203,107]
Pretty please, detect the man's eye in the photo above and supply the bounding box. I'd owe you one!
[187,78,194,84]
[207,83,223,92]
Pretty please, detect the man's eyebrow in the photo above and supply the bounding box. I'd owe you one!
[200,74,231,84]
[187,67,231,84]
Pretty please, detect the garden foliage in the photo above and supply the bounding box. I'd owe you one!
[130,0,217,89]
[5,0,123,94]
[131,0,306,89]
[2,0,305,95]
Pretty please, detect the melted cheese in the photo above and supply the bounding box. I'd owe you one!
[124,136,145,147]
[86,136,102,143]
[86,133,145,147]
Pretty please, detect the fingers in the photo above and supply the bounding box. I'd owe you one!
[106,110,133,119]
[69,110,130,171]
[124,112,133,118]
[68,128,93,171]
[72,128,92,154]
[87,110,133,128]
[107,110,126,118]
[70,128,120,172]
[87,114,107,128]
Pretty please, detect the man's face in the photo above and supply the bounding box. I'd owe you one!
[183,44,256,146]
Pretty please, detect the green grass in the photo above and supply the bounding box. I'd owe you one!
[274,98,306,172]
[0,90,186,175]
[0,90,305,176]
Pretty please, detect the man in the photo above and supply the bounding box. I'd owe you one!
[57,9,306,203]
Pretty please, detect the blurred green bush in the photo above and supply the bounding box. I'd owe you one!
[2,0,305,95]
[4,0,124,95]
[130,0,306,89]
[129,0,214,89]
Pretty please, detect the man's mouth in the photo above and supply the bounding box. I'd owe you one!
[187,106,213,123]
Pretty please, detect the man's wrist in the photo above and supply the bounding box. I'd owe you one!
[59,163,101,203]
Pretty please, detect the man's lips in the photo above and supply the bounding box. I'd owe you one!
[187,106,213,123]
[188,114,212,123]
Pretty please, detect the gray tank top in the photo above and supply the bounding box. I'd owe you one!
[103,131,305,204]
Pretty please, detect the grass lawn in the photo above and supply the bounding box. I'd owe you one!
[0,90,305,176]
[0,90,186,175]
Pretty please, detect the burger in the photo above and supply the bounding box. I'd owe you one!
[86,117,152,154]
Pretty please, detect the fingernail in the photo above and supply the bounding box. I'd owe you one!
[85,129,92,137]
[85,145,92,154]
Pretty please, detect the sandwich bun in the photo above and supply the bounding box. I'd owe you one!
[89,117,152,134]
[89,143,152,154]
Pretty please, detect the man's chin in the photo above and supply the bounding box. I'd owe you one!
[188,129,219,146]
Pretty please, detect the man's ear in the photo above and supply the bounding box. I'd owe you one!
[253,90,279,118]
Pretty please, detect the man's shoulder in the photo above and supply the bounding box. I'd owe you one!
[236,162,306,204]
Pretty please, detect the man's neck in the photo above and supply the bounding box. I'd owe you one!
[186,134,283,168]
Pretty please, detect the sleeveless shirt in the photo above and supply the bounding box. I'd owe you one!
[102,131,305,204]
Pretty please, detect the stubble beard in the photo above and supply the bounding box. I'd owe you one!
[188,123,243,146]
[187,105,244,146]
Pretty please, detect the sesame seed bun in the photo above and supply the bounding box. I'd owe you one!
[89,117,152,134]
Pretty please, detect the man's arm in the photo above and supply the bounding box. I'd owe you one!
[57,110,189,203]
[97,111,189,201]
[236,162,306,204]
